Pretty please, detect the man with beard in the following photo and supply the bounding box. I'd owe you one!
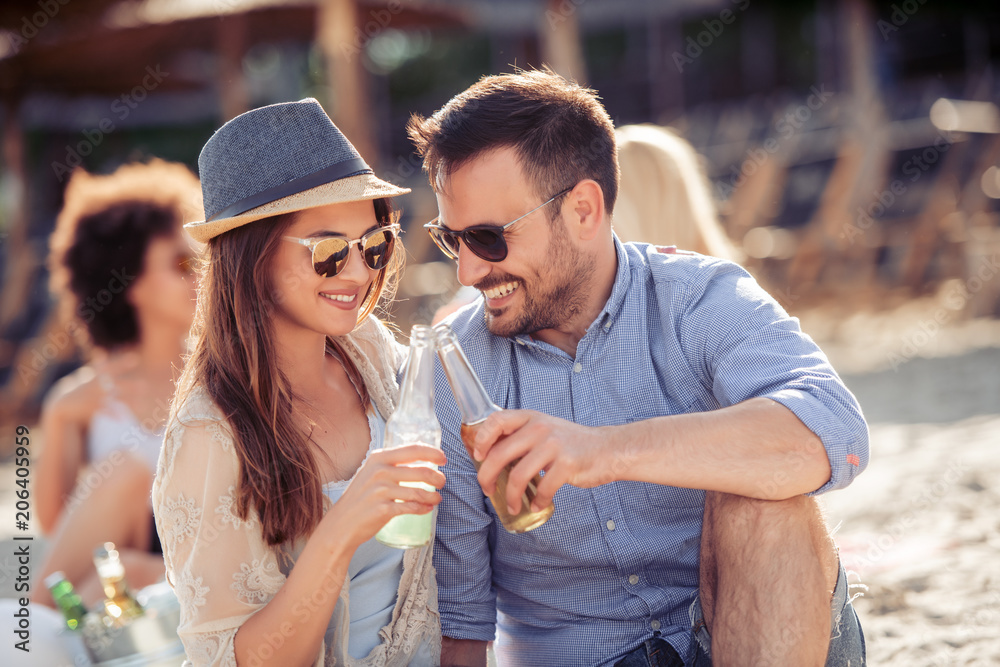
[410,69,868,667]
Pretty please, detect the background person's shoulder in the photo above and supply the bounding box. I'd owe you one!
[630,241,745,284]
[41,365,101,424]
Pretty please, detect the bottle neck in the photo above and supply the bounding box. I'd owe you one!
[436,333,498,425]
[396,327,436,419]
[94,545,128,593]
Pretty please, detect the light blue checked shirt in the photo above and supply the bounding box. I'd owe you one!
[433,239,869,667]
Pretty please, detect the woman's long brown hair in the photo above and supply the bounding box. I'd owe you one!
[171,198,402,545]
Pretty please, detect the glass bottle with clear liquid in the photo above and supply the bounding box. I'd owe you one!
[375,325,442,549]
[434,323,554,533]
[93,542,144,627]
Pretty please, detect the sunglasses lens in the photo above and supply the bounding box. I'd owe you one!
[362,229,395,271]
[429,227,460,260]
[464,228,507,262]
[312,238,351,277]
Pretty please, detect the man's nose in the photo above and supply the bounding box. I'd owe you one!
[456,240,492,288]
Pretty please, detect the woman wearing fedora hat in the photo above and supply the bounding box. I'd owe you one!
[152,99,445,666]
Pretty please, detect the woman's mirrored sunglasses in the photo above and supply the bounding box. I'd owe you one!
[423,186,572,263]
[283,223,401,278]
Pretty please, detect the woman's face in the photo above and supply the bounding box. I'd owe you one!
[128,230,198,333]
[268,200,382,340]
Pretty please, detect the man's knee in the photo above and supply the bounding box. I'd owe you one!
[704,491,839,590]
[705,491,819,536]
[705,491,822,537]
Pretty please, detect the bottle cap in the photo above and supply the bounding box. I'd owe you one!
[93,542,117,559]
[44,571,68,589]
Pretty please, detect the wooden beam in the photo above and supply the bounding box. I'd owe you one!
[539,0,588,84]
[217,12,249,122]
[0,98,34,332]
[317,0,377,166]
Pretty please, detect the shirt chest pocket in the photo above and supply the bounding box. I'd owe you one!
[643,483,706,509]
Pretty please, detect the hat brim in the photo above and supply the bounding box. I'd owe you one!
[184,172,410,243]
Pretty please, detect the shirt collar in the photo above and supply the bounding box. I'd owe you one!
[596,233,632,333]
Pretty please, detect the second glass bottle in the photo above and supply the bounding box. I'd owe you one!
[435,323,554,533]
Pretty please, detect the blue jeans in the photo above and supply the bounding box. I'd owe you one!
[615,563,866,666]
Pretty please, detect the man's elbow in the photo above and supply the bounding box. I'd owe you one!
[805,417,870,497]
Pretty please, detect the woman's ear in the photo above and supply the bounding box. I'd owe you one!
[124,268,148,309]
[563,180,606,242]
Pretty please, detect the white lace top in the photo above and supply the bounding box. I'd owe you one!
[152,317,441,666]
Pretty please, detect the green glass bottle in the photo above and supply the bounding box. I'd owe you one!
[44,571,88,630]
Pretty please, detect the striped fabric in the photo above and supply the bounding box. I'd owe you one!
[433,238,869,667]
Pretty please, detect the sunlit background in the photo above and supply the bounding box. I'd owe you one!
[2,3,1000,664]
[0,0,997,432]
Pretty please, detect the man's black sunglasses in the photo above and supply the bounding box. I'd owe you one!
[423,187,573,263]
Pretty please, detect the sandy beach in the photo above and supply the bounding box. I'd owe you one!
[801,300,1000,666]
[2,295,998,665]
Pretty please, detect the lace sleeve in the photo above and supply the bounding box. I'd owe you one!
[153,401,287,667]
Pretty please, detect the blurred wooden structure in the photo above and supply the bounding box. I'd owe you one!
[0,0,997,436]
[712,111,1000,311]
[0,0,468,434]
[680,0,1000,314]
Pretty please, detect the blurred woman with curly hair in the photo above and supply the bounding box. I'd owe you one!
[32,158,200,608]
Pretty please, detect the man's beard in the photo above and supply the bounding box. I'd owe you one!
[479,224,591,338]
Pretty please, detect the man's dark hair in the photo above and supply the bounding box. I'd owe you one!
[408,68,619,217]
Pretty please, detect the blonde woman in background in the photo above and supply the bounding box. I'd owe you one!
[614,123,742,262]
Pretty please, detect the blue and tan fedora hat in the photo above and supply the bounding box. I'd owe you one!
[184,98,409,243]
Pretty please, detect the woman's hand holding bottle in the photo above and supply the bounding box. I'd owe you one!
[322,444,446,552]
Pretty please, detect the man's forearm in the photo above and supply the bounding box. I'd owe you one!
[606,397,831,499]
[441,637,488,667]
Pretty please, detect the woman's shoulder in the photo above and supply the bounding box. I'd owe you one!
[165,386,235,450]
[349,315,403,351]
[158,385,238,483]
[41,365,102,424]
[358,316,407,369]
[339,317,404,416]
[172,385,227,423]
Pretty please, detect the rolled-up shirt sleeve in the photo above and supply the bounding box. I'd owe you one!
[676,260,869,494]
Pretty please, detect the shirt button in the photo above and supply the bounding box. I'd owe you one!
[573,362,583,373]
[628,574,639,585]
[651,620,661,631]
[606,519,616,531]
[604,321,611,330]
